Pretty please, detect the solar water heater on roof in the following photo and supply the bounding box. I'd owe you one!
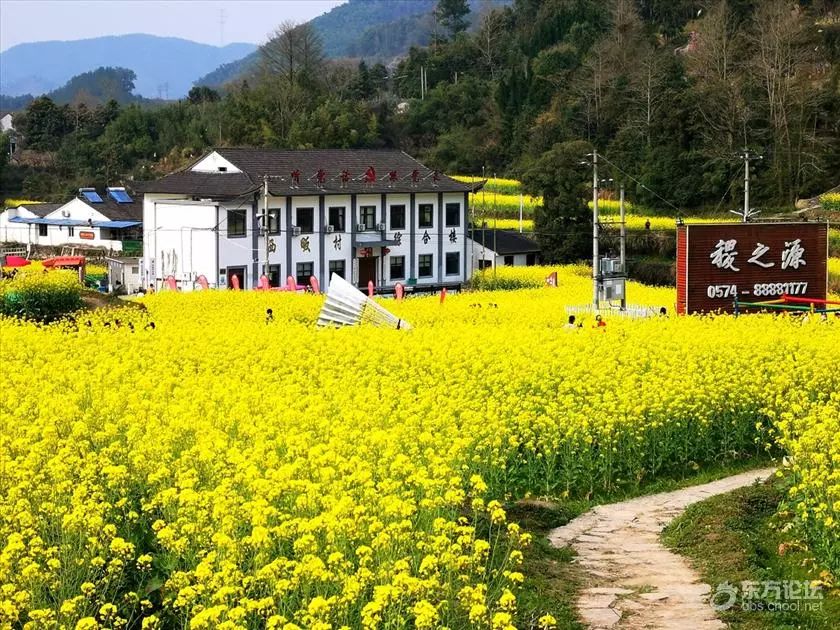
[81,190,103,203]
[107,188,133,203]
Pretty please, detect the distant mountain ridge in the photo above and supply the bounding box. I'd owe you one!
[195,0,511,88]
[0,34,256,98]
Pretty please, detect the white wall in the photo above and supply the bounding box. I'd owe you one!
[190,151,242,173]
[0,206,37,244]
[107,258,142,293]
[38,199,130,251]
[0,114,13,133]
[467,239,535,272]
[144,194,218,290]
[1,200,131,251]
[142,190,470,291]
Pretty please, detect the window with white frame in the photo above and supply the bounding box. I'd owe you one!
[445,202,460,227]
[329,207,346,232]
[296,208,314,233]
[296,262,314,285]
[390,205,406,230]
[227,209,246,237]
[390,255,405,280]
[360,206,376,230]
[445,252,460,275]
[419,204,433,228]
[418,254,433,277]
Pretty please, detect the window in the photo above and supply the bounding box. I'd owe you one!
[296,207,314,234]
[526,253,537,266]
[329,260,346,279]
[504,255,514,266]
[227,266,246,289]
[227,209,246,237]
[296,262,314,286]
[390,205,406,230]
[445,252,460,275]
[68,226,75,237]
[390,255,405,280]
[268,264,281,288]
[360,206,376,230]
[267,208,281,234]
[418,254,433,277]
[38,224,48,237]
[478,259,492,270]
[329,207,346,232]
[419,204,433,228]
[445,202,460,227]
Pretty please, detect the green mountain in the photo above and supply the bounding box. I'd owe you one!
[194,0,511,88]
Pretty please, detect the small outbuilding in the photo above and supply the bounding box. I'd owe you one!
[467,229,541,270]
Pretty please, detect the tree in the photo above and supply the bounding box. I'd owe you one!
[436,0,470,38]
[187,86,220,105]
[522,140,592,263]
[260,21,326,89]
[17,97,71,151]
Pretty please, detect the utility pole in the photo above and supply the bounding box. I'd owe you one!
[518,192,524,233]
[263,175,270,282]
[591,151,600,309]
[493,172,498,280]
[619,182,627,310]
[743,148,750,221]
[734,149,762,222]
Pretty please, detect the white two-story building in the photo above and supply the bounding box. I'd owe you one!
[139,148,480,291]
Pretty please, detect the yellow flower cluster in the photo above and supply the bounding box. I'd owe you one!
[772,392,840,576]
[2,267,839,628]
[2,261,107,277]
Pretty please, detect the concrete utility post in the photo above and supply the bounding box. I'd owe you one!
[619,182,627,310]
[743,149,749,222]
[592,151,600,309]
[736,149,762,223]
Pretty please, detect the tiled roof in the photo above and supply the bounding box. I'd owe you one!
[135,171,257,198]
[468,229,541,255]
[94,196,143,222]
[140,148,477,197]
[19,203,63,218]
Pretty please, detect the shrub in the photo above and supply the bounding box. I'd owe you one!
[0,270,83,321]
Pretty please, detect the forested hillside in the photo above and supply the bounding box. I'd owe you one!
[3,0,838,261]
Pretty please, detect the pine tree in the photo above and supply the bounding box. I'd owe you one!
[436,0,470,38]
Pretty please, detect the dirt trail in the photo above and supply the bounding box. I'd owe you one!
[548,468,776,629]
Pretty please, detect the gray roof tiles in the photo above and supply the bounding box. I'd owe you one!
[469,229,541,255]
[140,148,476,197]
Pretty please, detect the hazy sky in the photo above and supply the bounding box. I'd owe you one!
[0,0,347,52]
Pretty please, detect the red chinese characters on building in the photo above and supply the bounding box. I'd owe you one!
[676,222,828,314]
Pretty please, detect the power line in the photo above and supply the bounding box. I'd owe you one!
[596,154,682,214]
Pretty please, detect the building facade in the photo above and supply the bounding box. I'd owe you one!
[467,229,541,270]
[0,188,142,253]
[140,148,478,291]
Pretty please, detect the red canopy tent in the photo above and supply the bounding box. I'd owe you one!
[42,256,86,268]
[3,255,31,268]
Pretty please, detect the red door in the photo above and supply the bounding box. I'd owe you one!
[357,257,377,288]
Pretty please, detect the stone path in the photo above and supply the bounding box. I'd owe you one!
[548,468,775,629]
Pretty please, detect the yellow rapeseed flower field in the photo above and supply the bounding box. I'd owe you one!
[1,267,839,628]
